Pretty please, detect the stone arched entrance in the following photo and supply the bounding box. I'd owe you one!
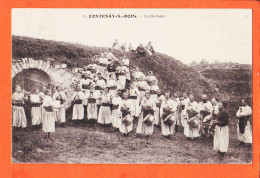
[12,68,51,93]
[12,58,81,109]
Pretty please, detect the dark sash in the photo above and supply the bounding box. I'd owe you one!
[95,86,103,90]
[12,103,23,107]
[138,87,145,91]
[112,105,119,110]
[31,103,42,107]
[82,84,90,89]
[130,96,137,99]
[118,73,126,76]
[108,86,117,90]
[74,100,82,104]
[101,103,110,107]
[88,98,96,104]
[239,116,249,134]
[44,106,53,112]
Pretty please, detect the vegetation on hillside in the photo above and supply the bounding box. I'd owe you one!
[189,59,251,71]
[189,60,252,116]
[12,35,214,100]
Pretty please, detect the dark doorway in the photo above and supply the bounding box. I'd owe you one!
[12,68,51,93]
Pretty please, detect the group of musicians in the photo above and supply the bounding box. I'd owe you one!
[12,51,253,157]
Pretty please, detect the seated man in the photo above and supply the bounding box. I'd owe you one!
[145,41,155,55]
[106,49,117,61]
[136,44,146,56]
[112,39,119,48]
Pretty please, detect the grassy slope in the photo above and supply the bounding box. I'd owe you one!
[12,35,213,100]
[12,121,252,164]
[192,63,252,116]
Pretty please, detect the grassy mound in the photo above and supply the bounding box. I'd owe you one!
[12,35,213,99]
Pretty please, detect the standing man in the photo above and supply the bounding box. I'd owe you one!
[116,63,128,91]
[214,101,229,157]
[185,94,200,140]
[160,91,177,138]
[198,94,213,137]
[129,83,141,120]
[173,92,181,131]
[53,86,67,127]
[236,99,252,146]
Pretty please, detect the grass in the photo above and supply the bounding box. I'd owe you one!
[12,117,252,164]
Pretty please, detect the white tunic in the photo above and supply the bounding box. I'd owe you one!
[53,91,67,122]
[95,79,106,90]
[30,94,42,125]
[118,99,133,134]
[99,57,108,65]
[129,87,141,117]
[154,95,165,125]
[97,93,112,124]
[180,97,190,127]
[133,71,145,81]
[107,79,118,97]
[184,101,200,138]
[236,105,252,143]
[106,52,117,61]
[160,98,177,136]
[42,95,60,132]
[72,91,85,120]
[95,79,106,100]
[79,78,93,90]
[137,81,149,101]
[12,92,27,128]
[117,66,128,90]
[111,96,122,128]
[137,98,156,135]
[122,58,130,67]
[146,75,158,85]
[86,91,99,120]
[198,101,213,116]
[149,85,159,101]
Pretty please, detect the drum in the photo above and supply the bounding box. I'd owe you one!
[122,114,132,126]
[143,114,155,126]
[187,116,200,128]
[163,113,176,126]
[187,109,197,119]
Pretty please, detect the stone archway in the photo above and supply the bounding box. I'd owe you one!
[12,68,51,93]
[12,58,82,109]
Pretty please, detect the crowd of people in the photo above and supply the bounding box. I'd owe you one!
[112,39,155,56]
[12,50,252,158]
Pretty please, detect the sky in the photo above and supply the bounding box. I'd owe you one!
[12,8,252,64]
